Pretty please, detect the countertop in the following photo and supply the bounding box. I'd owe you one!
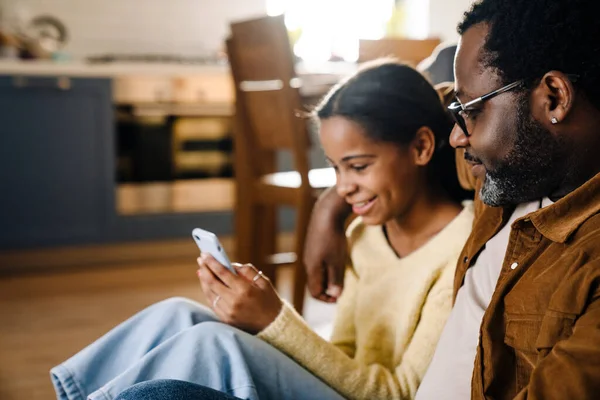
[0,59,356,104]
[0,60,231,77]
[0,59,357,78]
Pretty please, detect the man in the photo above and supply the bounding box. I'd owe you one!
[305,0,600,398]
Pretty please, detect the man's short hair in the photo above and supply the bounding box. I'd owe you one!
[458,0,600,108]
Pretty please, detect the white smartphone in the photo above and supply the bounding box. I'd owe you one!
[192,228,236,274]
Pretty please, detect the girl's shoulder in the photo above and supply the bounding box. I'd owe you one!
[426,200,475,253]
[453,200,476,237]
[345,217,384,255]
[345,216,365,240]
[461,200,475,216]
[345,217,381,249]
[457,200,475,227]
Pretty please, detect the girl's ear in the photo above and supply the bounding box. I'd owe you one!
[412,127,436,166]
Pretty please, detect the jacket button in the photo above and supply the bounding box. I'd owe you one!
[510,262,519,270]
[463,256,469,263]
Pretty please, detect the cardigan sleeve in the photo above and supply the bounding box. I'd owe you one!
[257,261,456,400]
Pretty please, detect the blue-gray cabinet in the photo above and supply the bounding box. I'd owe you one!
[0,74,237,251]
[0,76,115,248]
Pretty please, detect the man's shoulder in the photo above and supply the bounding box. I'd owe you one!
[570,212,600,255]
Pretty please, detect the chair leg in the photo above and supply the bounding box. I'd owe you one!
[291,197,316,314]
[235,196,256,263]
[255,204,278,283]
[235,200,279,293]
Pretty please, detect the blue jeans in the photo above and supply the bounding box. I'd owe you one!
[50,297,345,400]
[116,380,241,400]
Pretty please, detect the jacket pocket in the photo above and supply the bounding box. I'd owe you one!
[504,316,542,352]
[504,313,575,390]
[535,310,575,354]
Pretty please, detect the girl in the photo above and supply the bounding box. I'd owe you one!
[52,60,473,400]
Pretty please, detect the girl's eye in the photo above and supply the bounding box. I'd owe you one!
[351,164,368,172]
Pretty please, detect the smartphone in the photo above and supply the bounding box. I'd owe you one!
[192,228,236,274]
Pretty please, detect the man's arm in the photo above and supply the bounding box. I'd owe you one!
[303,186,352,302]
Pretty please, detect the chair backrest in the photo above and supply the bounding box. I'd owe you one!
[358,38,442,66]
[227,15,311,179]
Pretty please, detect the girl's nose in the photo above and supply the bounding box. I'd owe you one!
[335,173,358,198]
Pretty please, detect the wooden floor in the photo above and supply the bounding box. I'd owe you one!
[0,237,336,400]
[0,257,207,400]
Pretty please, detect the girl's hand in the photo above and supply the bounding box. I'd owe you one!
[196,254,283,334]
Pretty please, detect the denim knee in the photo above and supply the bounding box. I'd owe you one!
[180,322,251,359]
[152,297,200,313]
[147,297,215,324]
[186,321,239,342]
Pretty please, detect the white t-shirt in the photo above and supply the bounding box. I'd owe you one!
[415,198,553,400]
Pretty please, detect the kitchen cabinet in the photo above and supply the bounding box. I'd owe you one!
[0,76,115,248]
[0,74,236,251]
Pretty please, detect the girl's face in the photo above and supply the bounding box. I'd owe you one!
[319,116,421,226]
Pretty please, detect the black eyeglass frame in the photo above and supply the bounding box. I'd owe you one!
[447,74,580,137]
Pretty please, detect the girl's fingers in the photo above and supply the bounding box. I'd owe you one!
[202,254,240,289]
[233,263,271,290]
[197,260,229,299]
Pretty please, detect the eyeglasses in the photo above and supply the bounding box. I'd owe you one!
[447,74,580,137]
[447,80,523,137]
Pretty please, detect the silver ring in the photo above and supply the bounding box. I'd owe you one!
[252,271,264,282]
[212,295,221,308]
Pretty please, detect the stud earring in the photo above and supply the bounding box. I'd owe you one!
[551,117,558,124]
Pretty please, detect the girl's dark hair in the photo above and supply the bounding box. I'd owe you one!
[314,58,472,203]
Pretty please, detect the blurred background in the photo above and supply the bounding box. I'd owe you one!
[0,0,473,399]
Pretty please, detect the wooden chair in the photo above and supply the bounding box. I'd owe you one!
[434,81,477,192]
[226,15,335,314]
[358,38,442,66]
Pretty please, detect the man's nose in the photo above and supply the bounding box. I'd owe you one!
[449,123,470,149]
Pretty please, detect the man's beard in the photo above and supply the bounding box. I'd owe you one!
[479,100,566,207]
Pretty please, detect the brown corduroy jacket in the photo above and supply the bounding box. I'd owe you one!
[452,172,600,399]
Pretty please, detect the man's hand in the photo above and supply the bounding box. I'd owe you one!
[303,187,352,303]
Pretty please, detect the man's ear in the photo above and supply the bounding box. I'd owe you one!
[412,127,436,166]
[532,71,576,126]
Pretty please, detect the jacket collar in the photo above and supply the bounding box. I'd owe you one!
[529,172,600,243]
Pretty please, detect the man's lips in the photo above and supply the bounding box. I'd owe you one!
[464,151,486,177]
[464,151,483,166]
[466,160,482,167]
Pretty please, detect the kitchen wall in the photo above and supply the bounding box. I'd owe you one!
[1,0,266,58]
[1,0,477,59]
[428,0,476,44]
